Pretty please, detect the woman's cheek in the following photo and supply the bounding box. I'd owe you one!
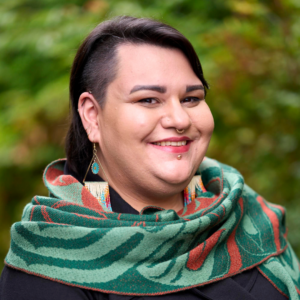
[192,105,214,136]
[206,110,215,136]
[129,109,158,137]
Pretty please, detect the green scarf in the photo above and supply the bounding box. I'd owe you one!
[5,157,300,298]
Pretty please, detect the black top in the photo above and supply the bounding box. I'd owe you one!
[0,163,287,300]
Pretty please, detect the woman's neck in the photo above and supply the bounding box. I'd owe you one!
[97,160,187,213]
[114,188,184,213]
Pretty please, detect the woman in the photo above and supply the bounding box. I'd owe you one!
[1,16,299,300]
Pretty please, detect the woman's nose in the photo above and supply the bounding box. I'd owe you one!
[161,100,191,131]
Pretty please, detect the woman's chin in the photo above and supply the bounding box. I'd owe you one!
[156,167,193,186]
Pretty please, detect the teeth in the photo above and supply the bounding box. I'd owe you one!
[153,141,187,146]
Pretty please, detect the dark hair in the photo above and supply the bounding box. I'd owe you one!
[65,16,209,176]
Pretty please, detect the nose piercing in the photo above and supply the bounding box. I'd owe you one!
[177,155,182,160]
[176,129,185,134]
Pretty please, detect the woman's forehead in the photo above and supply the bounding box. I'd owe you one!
[113,43,201,89]
[116,43,187,69]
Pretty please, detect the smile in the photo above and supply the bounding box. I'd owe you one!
[152,141,187,146]
[150,138,192,153]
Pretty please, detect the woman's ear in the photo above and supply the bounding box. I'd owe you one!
[77,92,101,143]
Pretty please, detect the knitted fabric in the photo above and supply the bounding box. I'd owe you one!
[5,157,300,298]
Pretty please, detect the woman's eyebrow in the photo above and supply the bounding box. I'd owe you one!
[129,84,204,94]
[186,85,205,92]
[130,85,167,94]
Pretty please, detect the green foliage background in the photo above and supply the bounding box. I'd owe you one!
[0,0,299,272]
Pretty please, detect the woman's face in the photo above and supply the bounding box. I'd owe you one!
[96,44,214,197]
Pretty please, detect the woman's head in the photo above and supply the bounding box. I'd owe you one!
[66,16,214,207]
[66,17,209,170]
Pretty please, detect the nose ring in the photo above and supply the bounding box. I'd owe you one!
[176,129,185,134]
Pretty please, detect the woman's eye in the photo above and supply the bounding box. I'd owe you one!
[181,97,202,104]
[138,98,158,104]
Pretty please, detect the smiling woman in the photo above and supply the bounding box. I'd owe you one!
[77,44,214,212]
[0,16,299,300]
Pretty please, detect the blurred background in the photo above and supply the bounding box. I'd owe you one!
[0,0,299,272]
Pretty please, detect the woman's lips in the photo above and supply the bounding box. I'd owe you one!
[150,141,192,153]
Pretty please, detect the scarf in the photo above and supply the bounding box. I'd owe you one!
[5,157,300,298]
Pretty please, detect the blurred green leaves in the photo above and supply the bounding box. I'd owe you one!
[0,0,299,270]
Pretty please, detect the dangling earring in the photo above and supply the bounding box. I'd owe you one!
[183,175,207,207]
[83,143,111,211]
[91,143,100,174]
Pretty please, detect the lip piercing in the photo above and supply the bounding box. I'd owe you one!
[176,129,185,134]
[177,155,182,160]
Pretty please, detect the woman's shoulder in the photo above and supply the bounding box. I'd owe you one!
[0,265,288,300]
[0,265,105,300]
